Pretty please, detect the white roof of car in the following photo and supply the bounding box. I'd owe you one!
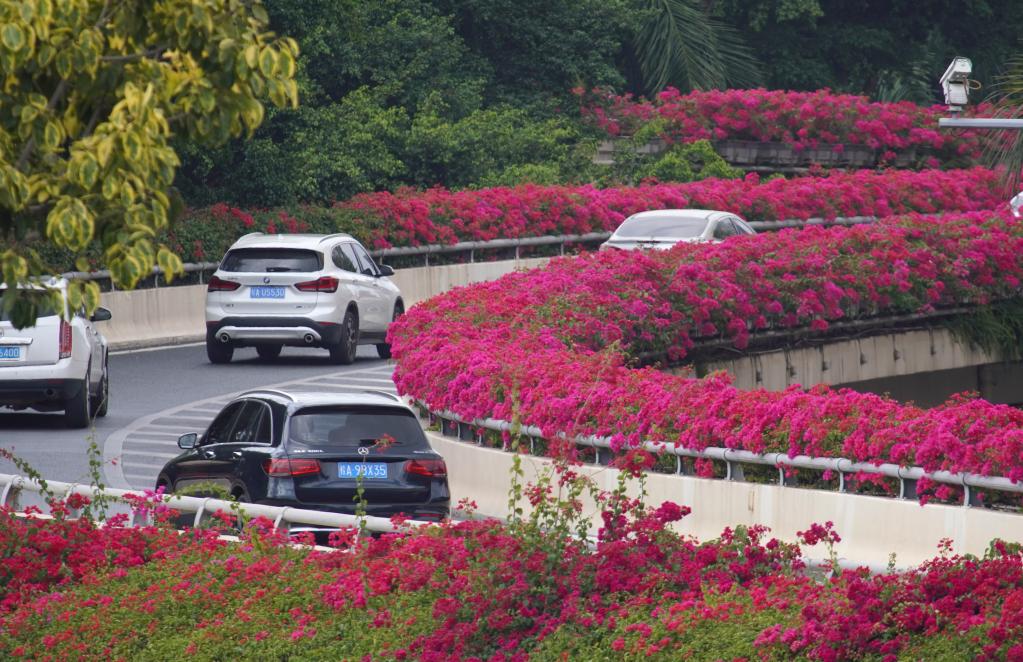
[625,209,730,221]
[239,389,410,411]
[230,233,355,249]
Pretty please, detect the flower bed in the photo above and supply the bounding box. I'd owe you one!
[390,210,1023,484]
[151,167,1006,267]
[2,504,1023,659]
[582,87,989,167]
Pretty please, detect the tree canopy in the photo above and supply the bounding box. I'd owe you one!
[0,0,297,326]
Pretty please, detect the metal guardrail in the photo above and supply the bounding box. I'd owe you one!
[423,404,1023,509]
[0,473,431,535]
[61,215,892,283]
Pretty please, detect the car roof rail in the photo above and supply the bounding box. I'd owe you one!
[317,233,354,244]
[240,388,296,402]
[362,389,402,402]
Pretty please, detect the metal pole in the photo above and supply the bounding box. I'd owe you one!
[939,118,1023,129]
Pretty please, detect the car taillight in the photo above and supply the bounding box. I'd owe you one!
[263,458,321,477]
[59,318,72,359]
[294,276,339,293]
[208,276,241,291]
[404,459,447,478]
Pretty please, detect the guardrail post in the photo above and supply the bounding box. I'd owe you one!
[726,461,745,482]
[838,472,847,493]
[963,484,984,508]
[899,478,918,500]
[0,475,18,511]
[469,249,475,263]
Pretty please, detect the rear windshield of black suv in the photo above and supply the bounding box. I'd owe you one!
[220,248,323,273]
[286,406,429,452]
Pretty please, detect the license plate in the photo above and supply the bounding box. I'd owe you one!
[338,462,388,480]
[0,347,21,360]
[250,286,285,299]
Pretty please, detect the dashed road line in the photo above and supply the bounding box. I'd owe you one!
[103,363,397,490]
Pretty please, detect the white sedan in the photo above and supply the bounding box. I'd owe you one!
[0,279,111,428]
[600,209,755,251]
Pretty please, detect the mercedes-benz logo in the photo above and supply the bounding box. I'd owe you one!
[357,446,370,455]
[263,276,271,284]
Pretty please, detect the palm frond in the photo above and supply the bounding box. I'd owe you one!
[983,54,1023,194]
[634,0,761,94]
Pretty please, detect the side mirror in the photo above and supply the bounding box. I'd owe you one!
[178,432,198,449]
[90,307,112,322]
[377,264,394,277]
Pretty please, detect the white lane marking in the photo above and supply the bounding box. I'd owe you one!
[104,361,396,489]
[122,450,179,459]
[110,341,206,356]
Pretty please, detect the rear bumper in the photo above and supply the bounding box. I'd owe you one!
[256,499,450,521]
[0,378,85,407]
[206,317,343,347]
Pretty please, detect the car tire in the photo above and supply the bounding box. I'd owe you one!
[256,344,283,361]
[206,333,234,364]
[375,302,404,360]
[64,372,91,429]
[329,309,358,365]
[91,359,109,418]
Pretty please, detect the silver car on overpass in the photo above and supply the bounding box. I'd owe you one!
[600,209,755,251]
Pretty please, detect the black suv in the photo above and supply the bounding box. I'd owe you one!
[156,390,450,525]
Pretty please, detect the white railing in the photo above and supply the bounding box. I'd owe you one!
[424,404,1023,509]
[61,215,892,284]
[0,473,431,535]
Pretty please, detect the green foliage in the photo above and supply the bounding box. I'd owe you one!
[637,140,744,183]
[0,0,298,326]
[709,0,1020,94]
[406,102,594,189]
[433,0,633,108]
[606,135,743,185]
[632,0,762,94]
[946,299,1023,362]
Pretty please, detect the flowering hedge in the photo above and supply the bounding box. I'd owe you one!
[390,210,1023,485]
[582,87,988,167]
[337,167,1004,249]
[3,503,1023,659]
[142,167,1009,269]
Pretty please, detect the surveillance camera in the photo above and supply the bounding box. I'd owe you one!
[940,57,973,112]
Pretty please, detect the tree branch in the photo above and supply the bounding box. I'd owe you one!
[14,78,71,171]
[100,48,165,63]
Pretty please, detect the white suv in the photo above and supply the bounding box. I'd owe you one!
[0,279,111,428]
[204,233,403,365]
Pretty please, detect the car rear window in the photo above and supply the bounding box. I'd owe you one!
[220,248,323,273]
[0,288,60,322]
[286,406,429,451]
[615,215,709,239]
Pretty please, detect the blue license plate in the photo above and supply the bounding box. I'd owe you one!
[338,462,388,480]
[250,286,285,299]
[0,347,21,360]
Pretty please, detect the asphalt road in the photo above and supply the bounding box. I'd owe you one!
[0,343,390,486]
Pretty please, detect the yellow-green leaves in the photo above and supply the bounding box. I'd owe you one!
[0,0,298,325]
[46,197,94,251]
[2,23,26,51]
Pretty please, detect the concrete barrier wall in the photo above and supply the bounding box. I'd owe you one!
[98,257,550,350]
[430,431,1023,567]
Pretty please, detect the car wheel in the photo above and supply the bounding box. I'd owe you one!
[329,309,359,365]
[375,302,404,359]
[256,344,283,361]
[64,371,91,429]
[91,359,109,418]
[206,332,234,364]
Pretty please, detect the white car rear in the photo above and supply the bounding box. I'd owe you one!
[600,209,755,251]
[0,280,111,428]
[204,233,403,365]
